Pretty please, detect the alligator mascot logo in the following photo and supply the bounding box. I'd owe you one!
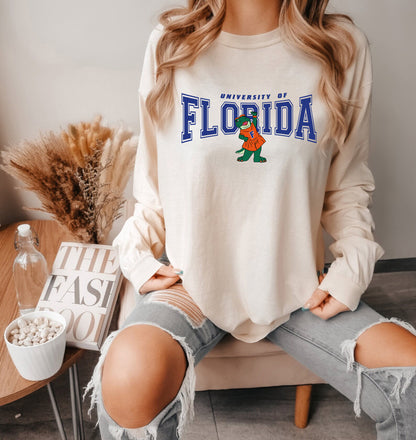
[234,112,267,163]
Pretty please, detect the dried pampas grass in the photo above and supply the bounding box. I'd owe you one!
[1,115,138,244]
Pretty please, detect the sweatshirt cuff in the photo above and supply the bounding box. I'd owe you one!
[318,269,364,311]
[128,255,164,293]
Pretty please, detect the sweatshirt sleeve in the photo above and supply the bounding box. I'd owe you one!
[112,27,165,292]
[317,28,385,311]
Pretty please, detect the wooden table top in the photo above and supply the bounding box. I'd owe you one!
[0,219,84,406]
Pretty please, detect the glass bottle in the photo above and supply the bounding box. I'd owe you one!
[13,224,48,315]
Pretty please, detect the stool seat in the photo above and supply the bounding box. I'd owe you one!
[195,333,323,391]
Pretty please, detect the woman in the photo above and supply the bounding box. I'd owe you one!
[86,1,416,439]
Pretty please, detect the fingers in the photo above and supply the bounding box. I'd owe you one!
[139,275,180,294]
[305,268,349,319]
[156,264,183,278]
[301,269,327,310]
[302,288,329,310]
[138,264,183,294]
[309,296,349,320]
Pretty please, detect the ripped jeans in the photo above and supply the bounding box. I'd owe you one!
[85,290,416,440]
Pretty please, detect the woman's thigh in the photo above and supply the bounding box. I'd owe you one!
[122,285,227,364]
[267,301,392,421]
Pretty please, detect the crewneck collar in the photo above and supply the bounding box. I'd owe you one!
[216,27,281,49]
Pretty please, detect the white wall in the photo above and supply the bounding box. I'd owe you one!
[0,0,172,228]
[329,1,416,259]
[0,1,415,258]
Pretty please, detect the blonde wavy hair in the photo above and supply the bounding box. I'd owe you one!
[146,0,357,148]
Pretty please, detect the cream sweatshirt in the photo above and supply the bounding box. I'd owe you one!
[113,21,385,343]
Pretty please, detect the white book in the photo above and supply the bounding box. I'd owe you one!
[36,242,122,350]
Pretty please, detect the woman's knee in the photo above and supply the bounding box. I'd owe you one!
[355,322,416,368]
[101,324,187,429]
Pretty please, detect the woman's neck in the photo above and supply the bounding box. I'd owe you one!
[222,0,281,35]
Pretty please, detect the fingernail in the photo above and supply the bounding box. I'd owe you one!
[302,302,311,311]
[174,269,183,275]
[301,307,309,311]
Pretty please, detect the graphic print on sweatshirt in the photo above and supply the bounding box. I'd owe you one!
[181,91,317,163]
[235,112,267,162]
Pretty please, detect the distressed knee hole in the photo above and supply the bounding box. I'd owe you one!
[147,284,206,328]
[341,317,416,371]
[101,325,187,428]
[340,317,416,417]
[355,322,416,369]
[83,322,197,439]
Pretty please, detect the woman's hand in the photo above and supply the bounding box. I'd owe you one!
[138,264,182,294]
[303,289,350,320]
[302,271,349,320]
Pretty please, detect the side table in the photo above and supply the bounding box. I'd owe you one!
[0,219,85,440]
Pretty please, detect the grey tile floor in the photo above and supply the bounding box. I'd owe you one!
[1,271,415,440]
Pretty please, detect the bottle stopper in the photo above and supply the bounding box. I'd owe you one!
[17,224,31,237]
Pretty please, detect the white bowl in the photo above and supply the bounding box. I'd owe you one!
[4,311,67,381]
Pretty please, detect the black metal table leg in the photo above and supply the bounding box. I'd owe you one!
[46,382,67,440]
[69,363,85,440]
